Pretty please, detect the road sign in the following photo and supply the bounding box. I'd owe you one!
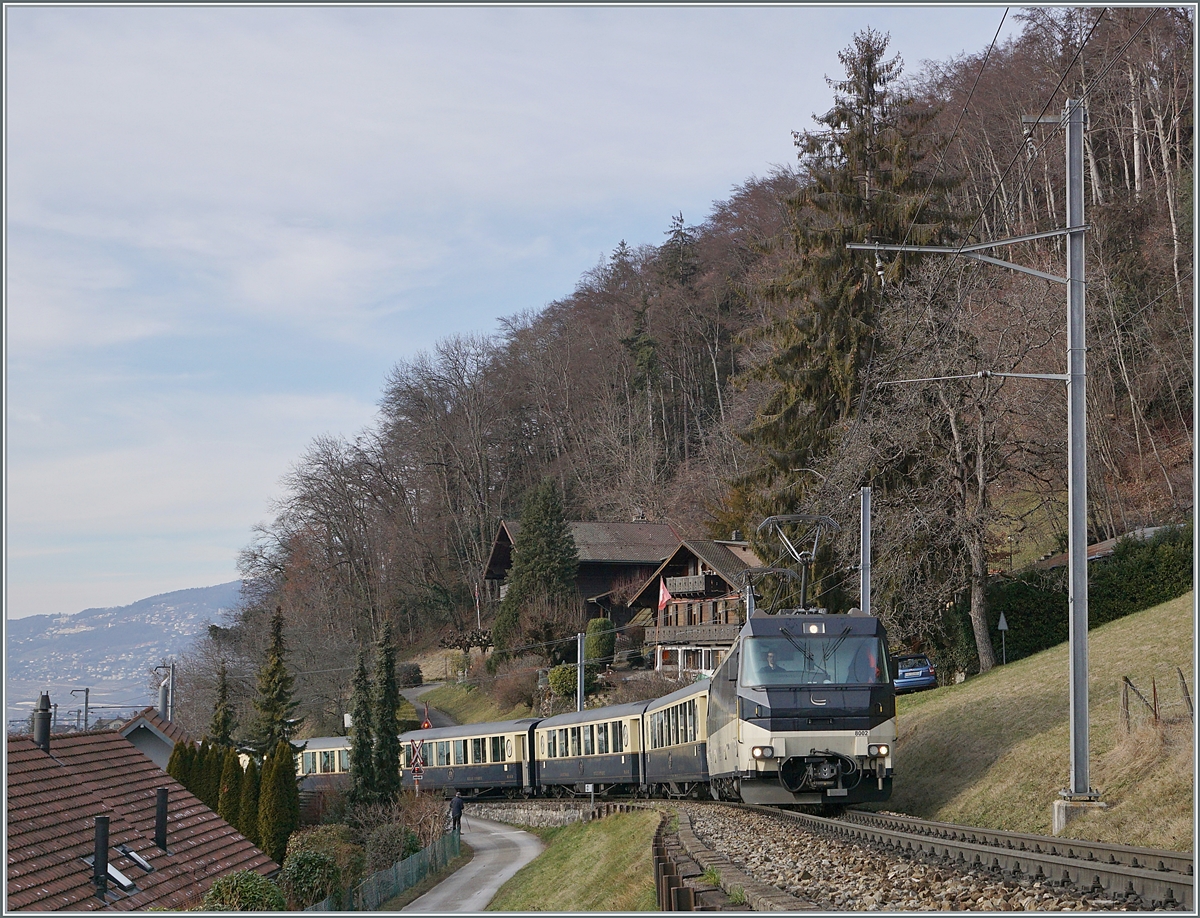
[410,738,425,769]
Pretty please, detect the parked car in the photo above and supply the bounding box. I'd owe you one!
[893,654,937,693]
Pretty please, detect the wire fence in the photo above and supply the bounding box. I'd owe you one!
[1120,666,1193,733]
[305,830,461,911]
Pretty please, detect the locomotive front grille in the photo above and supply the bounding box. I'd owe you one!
[778,751,860,793]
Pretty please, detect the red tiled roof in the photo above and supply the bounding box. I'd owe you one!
[119,706,196,748]
[6,730,277,911]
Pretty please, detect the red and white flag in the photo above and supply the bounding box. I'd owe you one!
[658,578,672,612]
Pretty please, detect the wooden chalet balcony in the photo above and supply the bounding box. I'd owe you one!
[649,623,742,646]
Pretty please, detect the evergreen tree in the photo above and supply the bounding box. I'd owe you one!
[166,740,187,785]
[371,623,402,803]
[584,617,617,669]
[493,479,579,651]
[249,606,299,753]
[218,747,243,829]
[238,756,261,847]
[346,649,377,809]
[732,29,952,521]
[257,740,300,864]
[209,661,236,746]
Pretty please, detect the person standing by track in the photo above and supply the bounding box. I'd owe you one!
[449,790,464,833]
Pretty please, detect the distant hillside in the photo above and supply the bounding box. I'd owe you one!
[6,581,243,728]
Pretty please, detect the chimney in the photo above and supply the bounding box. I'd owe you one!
[33,693,52,752]
[731,530,742,542]
[155,788,169,851]
[94,815,110,899]
[158,680,169,718]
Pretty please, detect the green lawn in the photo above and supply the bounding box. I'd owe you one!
[888,592,1193,850]
[419,682,532,725]
[486,810,660,911]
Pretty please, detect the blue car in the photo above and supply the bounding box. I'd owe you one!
[893,654,937,693]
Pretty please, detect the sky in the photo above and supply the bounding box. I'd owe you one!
[4,4,1025,620]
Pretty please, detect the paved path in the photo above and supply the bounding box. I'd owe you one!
[400,683,456,728]
[402,816,544,912]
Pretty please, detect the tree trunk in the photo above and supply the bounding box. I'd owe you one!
[966,535,997,673]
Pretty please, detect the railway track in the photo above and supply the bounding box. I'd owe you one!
[734,802,1192,910]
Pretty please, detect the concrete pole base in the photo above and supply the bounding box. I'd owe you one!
[1052,798,1107,835]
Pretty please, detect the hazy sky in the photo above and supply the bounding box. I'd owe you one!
[5,4,1024,620]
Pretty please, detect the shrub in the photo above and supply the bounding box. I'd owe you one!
[396,662,423,687]
[286,824,365,890]
[200,870,285,911]
[547,663,578,698]
[280,848,341,909]
[585,617,617,667]
[365,822,422,872]
[495,669,537,710]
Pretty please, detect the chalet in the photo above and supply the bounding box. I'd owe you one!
[484,520,680,622]
[626,537,762,674]
[6,695,276,911]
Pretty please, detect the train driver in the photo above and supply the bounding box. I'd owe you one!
[763,649,785,673]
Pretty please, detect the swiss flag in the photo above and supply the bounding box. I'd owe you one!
[658,578,672,612]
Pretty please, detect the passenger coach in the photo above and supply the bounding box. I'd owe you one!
[643,679,710,797]
[398,718,539,796]
[535,701,646,795]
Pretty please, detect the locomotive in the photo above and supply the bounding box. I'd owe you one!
[395,609,895,807]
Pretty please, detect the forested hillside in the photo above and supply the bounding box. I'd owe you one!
[168,9,1192,740]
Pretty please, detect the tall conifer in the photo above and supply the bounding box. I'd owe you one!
[249,606,299,753]
[238,756,261,847]
[209,661,236,746]
[346,649,376,809]
[217,747,243,829]
[372,623,402,803]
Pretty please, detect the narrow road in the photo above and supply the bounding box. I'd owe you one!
[400,683,456,727]
[401,817,543,912]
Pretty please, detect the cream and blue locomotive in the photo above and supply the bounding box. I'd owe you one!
[706,609,895,806]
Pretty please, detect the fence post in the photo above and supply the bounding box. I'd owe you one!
[1121,679,1130,733]
[1178,667,1193,721]
[1152,678,1159,723]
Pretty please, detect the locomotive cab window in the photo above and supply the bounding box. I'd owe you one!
[741,634,889,687]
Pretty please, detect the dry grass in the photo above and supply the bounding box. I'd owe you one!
[486,810,659,911]
[887,592,1193,850]
[419,682,532,725]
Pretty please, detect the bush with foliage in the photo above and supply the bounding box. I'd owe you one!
[365,822,422,872]
[547,663,584,698]
[584,617,617,668]
[286,824,366,891]
[958,522,1193,669]
[396,662,423,687]
[200,870,285,911]
[280,848,342,909]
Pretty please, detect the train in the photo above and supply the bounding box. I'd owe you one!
[393,608,896,807]
[296,611,896,807]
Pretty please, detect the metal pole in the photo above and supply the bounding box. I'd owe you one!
[860,487,872,617]
[576,632,585,713]
[168,663,176,722]
[1064,98,1092,800]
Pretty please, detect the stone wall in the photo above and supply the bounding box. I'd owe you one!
[466,801,590,828]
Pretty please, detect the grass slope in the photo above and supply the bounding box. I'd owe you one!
[486,810,659,911]
[419,682,532,725]
[889,592,1193,850]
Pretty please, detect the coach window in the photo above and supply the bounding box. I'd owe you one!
[403,746,412,768]
[570,727,581,757]
[610,721,622,753]
[301,752,316,775]
[490,736,504,762]
[454,740,467,765]
[547,730,556,757]
[472,737,486,764]
[558,728,568,756]
[596,722,608,755]
[339,749,350,771]
[320,751,335,773]
[436,742,449,766]
[583,725,593,755]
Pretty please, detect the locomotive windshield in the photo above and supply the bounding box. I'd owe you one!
[740,632,889,687]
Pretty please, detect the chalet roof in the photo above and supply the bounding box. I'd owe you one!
[118,706,196,749]
[627,540,763,609]
[6,729,277,911]
[485,520,679,579]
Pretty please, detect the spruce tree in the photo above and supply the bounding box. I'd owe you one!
[238,756,261,847]
[494,479,579,651]
[217,747,243,829]
[166,740,186,785]
[209,661,236,746]
[249,606,299,754]
[346,649,377,810]
[732,28,952,521]
[371,623,402,803]
[257,740,300,864]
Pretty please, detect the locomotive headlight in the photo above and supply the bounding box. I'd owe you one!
[868,744,889,757]
[751,745,775,759]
